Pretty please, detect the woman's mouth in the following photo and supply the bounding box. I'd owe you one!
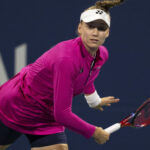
[90,39,99,43]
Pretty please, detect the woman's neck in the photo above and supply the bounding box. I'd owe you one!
[85,45,98,57]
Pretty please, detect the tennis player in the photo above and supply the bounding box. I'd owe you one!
[0,0,124,150]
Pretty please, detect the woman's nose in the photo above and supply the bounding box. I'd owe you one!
[92,28,99,35]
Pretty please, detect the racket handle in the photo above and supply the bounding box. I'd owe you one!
[104,123,121,134]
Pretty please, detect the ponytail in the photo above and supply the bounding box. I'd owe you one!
[95,0,125,12]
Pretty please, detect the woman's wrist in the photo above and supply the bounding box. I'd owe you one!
[84,91,101,108]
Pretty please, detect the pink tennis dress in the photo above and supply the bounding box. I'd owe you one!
[0,37,108,138]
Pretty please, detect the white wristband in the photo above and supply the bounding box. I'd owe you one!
[84,91,101,108]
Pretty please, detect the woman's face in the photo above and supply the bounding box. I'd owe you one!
[78,20,110,52]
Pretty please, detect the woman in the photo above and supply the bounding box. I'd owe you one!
[0,0,125,150]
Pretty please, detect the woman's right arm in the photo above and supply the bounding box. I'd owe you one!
[53,57,96,138]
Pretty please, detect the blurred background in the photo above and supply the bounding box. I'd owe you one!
[0,0,150,149]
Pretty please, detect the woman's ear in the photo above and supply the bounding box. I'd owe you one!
[105,28,110,38]
[78,23,82,35]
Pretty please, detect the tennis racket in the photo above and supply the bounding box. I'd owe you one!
[104,98,150,134]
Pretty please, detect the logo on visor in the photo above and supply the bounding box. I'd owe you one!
[96,10,103,15]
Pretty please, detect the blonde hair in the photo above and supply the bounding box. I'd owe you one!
[86,0,125,13]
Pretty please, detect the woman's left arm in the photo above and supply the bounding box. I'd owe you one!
[84,92,120,111]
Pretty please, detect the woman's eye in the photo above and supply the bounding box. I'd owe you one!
[98,27,106,31]
[88,25,95,29]
[87,24,108,31]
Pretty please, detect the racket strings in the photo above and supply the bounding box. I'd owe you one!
[133,102,150,127]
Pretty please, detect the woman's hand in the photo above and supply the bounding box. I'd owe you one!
[92,127,110,144]
[94,96,120,111]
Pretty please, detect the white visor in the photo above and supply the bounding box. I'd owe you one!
[80,9,110,27]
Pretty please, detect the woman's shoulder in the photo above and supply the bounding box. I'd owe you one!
[54,37,81,58]
[39,37,81,68]
[56,37,80,48]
